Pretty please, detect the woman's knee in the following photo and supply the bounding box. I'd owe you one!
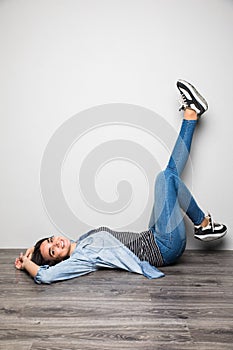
[155,170,166,184]
[155,169,175,188]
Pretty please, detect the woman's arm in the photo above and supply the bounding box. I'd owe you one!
[15,252,39,278]
[15,249,96,284]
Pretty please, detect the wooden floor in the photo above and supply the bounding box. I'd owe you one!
[0,250,233,350]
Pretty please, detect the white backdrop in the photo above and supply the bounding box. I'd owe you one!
[1,0,232,249]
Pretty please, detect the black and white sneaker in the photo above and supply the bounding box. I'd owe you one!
[194,213,227,242]
[177,79,208,117]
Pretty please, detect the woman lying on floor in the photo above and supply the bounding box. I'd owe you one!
[15,80,227,284]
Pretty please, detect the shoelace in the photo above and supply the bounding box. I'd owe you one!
[207,212,215,232]
[178,94,187,111]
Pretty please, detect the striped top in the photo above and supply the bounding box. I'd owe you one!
[89,227,164,267]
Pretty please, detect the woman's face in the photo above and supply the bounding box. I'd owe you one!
[40,236,71,262]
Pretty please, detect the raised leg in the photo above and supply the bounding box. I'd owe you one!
[149,110,205,264]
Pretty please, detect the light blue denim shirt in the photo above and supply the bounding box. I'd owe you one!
[35,229,165,284]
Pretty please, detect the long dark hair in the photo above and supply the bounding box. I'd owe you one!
[31,237,59,267]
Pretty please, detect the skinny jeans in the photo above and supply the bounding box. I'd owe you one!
[149,119,205,265]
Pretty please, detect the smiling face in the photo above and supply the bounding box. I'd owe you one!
[40,236,72,262]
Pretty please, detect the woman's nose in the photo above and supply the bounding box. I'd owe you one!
[51,239,59,248]
[55,240,60,247]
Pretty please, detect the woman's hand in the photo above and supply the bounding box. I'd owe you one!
[15,252,27,270]
[15,246,34,270]
[24,246,35,260]
[15,252,39,278]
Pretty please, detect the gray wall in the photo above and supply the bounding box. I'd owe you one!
[1,0,232,249]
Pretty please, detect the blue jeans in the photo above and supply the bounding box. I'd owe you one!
[149,119,205,265]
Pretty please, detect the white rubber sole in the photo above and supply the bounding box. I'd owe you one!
[194,230,227,242]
